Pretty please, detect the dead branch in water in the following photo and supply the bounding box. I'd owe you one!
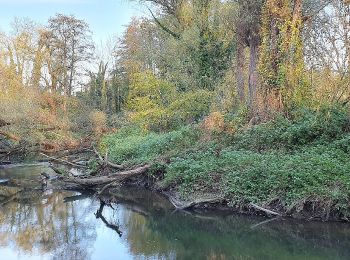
[97,181,119,195]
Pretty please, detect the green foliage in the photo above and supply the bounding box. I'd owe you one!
[165,145,350,209]
[232,106,350,151]
[157,106,350,214]
[100,125,202,166]
[126,71,213,131]
[167,90,213,126]
[259,0,310,110]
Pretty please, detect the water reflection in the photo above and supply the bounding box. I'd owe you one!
[0,186,349,260]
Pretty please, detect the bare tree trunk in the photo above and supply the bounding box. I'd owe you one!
[236,39,246,103]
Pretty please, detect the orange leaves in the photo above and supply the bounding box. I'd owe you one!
[202,111,225,133]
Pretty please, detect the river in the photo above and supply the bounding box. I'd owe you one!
[0,164,349,260]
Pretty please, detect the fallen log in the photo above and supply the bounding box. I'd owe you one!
[64,164,150,187]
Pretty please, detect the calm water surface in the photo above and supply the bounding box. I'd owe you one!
[0,165,350,260]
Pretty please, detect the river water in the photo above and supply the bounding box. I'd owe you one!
[0,164,350,260]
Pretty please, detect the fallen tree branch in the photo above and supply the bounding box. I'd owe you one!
[97,181,119,195]
[92,146,124,170]
[40,152,87,168]
[249,202,282,216]
[65,164,150,187]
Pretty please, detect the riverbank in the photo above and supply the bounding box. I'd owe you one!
[1,106,350,222]
[98,106,350,221]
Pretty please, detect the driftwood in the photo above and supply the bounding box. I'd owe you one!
[93,146,124,170]
[64,164,150,187]
[40,152,87,168]
[249,202,282,216]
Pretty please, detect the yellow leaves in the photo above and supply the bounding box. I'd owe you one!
[259,0,308,111]
[90,110,107,135]
[202,111,225,133]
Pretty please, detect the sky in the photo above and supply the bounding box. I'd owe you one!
[0,0,146,43]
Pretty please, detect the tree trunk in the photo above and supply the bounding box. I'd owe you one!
[236,39,246,103]
[248,39,259,110]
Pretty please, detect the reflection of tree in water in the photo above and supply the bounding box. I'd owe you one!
[1,185,350,260]
[108,188,350,260]
[0,187,97,260]
[95,201,122,237]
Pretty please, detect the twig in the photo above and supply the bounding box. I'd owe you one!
[164,192,222,210]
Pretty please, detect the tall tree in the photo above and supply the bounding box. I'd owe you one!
[47,14,94,96]
[259,0,308,111]
[234,0,264,109]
